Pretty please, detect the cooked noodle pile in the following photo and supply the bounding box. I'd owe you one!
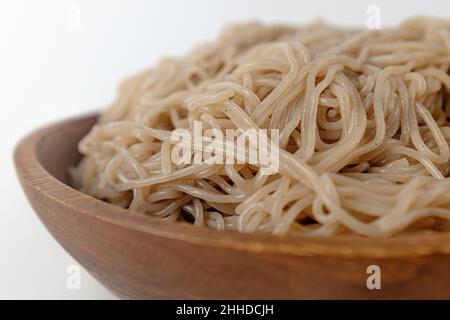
[71,18,450,237]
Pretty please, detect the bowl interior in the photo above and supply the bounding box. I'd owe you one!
[35,115,97,185]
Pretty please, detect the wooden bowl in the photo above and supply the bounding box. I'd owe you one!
[14,114,450,299]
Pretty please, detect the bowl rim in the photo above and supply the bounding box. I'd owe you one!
[14,113,450,259]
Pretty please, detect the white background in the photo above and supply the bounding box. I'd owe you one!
[1,0,450,299]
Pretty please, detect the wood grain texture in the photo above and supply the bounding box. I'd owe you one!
[14,114,450,299]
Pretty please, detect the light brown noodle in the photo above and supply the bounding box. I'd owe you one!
[71,18,450,237]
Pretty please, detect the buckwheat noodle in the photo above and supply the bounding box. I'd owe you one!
[71,18,450,237]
